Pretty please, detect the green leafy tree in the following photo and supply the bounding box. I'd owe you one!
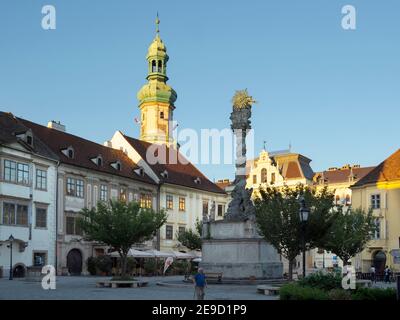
[176,219,202,250]
[323,207,376,266]
[78,200,167,279]
[254,185,338,280]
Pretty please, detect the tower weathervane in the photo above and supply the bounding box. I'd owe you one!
[156,12,160,34]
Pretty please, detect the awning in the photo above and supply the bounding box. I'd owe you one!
[144,249,175,258]
[109,249,155,258]
[172,251,193,259]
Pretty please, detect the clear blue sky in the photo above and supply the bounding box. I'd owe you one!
[1,0,399,181]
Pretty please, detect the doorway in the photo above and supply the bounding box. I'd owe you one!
[67,249,83,275]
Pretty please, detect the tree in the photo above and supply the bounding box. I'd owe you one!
[254,185,338,280]
[176,219,202,250]
[323,207,376,267]
[78,200,167,279]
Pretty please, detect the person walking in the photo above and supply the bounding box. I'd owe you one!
[384,266,391,283]
[193,268,207,300]
[370,265,376,283]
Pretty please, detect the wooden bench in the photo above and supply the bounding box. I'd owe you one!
[96,280,148,288]
[205,272,223,283]
[257,285,280,296]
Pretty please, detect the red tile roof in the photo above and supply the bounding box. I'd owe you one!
[123,134,226,194]
[353,149,400,187]
[0,112,58,160]
[18,117,156,185]
[315,167,375,185]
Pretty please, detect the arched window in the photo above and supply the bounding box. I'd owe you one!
[152,60,157,72]
[335,195,340,205]
[158,60,162,73]
[345,194,351,205]
[261,168,268,183]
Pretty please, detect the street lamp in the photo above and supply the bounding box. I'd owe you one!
[298,196,309,279]
[8,234,14,280]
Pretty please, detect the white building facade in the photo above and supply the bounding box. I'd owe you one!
[0,112,58,278]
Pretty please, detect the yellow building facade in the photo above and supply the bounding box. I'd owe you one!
[351,149,400,273]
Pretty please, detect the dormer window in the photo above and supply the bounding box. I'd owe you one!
[26,134,33,146]
[134,167,145,177]
[15,130,33,147]
[91,155,103,167]
[111,161,121,171]
[160,170,168,179]
[61,146,75,159]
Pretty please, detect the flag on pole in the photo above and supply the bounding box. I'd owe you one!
[163,256,174,274]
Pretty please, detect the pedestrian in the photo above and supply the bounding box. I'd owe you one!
[193,267,207,300]
[370,265,376,283]
[384,266,391,283]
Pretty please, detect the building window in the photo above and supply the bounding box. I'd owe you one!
[36,169,47,190]
[66,216,82,235]
[271,173,276,184]
[253,175,257,184]
[261,168,268,183]
[3,203,16,225]
[166,225,173,240]
[4,160,30,184]
[374,218,381,239]
[178,226,185,236]
[17,163,29,184]
[100,185,108,202]
[345,194,351,205]
[202,200,209,215]
[217,204,224,217]
[4,160,16,182]
[33,252,47,267]
[335,195,340,205]
[66,178,84,198]
[160,111,164,119]
[179,197,186,211]
[140,194,152,209]
[2,203,28,226]
[371,194,381,209]
[166,195,173,210]
[36,208,47,228]
[119,188,127,202]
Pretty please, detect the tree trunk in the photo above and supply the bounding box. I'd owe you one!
[288,257,294,281]
[120,253,128,278]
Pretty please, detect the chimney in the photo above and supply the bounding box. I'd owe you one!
[103,140,112,147]
[47,120,66,132]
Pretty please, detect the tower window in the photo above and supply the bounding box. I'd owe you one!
[158,60,162,73]
[160,111,164,119]
[152,60,157,72]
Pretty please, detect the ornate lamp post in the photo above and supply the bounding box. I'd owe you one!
[8,234,14,280]
[298,196,309,279]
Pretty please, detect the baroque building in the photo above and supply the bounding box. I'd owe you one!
[351,149,400,273]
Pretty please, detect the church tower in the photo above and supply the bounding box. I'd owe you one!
[137,15,177,146]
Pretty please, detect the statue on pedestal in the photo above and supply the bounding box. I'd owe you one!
[225,89,256,222]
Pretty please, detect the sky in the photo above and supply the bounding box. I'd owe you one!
[0,0,399,181]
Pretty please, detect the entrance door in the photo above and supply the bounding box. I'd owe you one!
[67,249,82,275]
[373,251,386,274]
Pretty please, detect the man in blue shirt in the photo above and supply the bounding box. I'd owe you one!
[193,268,207,300]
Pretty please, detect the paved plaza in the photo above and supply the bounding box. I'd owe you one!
[0,276,277,300]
